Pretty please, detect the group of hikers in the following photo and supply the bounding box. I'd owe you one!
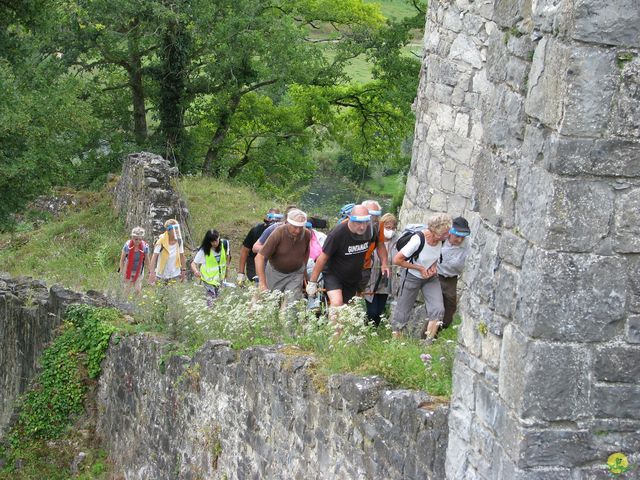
[119,201,471,341]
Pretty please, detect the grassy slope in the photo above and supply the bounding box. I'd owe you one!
[0,178,276,290]
[177,176,275,263]
[0,191,123,291]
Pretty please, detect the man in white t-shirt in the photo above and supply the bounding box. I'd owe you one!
[391,213,452,340]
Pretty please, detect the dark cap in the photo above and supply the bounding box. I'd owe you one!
[450,216,471,236]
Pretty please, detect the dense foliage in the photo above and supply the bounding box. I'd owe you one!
[0,0,425,227]
[8,305,118,443]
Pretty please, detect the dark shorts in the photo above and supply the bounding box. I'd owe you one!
[323,272,359,304]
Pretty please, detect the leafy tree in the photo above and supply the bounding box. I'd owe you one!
[0,0,101,228]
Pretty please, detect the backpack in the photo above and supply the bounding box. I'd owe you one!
[394,224,426,263]
[338,203,355,222]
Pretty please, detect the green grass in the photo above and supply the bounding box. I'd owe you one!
[368,0,419,20]
[364,172,405,198]
[176,176,282,276]
[0,191,123,291]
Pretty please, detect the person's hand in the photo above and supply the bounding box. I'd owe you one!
[148,272,156,284]
[426,263,438,278]
[193,270,201,278]
[259,281,268,292]
[381,265,391,277]
[237,273,245,284]
[306,281,318,297]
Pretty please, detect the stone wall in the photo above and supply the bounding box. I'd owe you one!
[97,336,449,479]
[403,0,640,477]
[0,275,112,435]
[113,152,192,247]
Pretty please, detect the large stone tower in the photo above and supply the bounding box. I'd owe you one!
[402,0,640,477]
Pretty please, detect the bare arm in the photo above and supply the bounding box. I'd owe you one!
[393,251,433,279]
[376,241,390,276]
[238,246,250,274]
[148,252,159,283]
[255,253,268,291]
[119,250,126,274]
[190,258,201,278]
[309,252,329,283]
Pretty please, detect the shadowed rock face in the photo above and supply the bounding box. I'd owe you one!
[113,152,192,247]
[97,336,449,479]
[0,275,113,435]
[403,0,640,477]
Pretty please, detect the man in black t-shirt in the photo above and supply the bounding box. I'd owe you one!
[307,205,390,306]
[237,208,282,283]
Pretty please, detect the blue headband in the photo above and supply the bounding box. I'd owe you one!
[368,210,382,216]
[267,213,284,220]
[349,215,371,223]
[166,224,178,230]
[449,228,470,237]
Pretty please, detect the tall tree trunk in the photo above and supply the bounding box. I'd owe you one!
[158,19,190,169]
[128,18,147,145]
[202,92,241,176]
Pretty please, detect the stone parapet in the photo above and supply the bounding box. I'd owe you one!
[97,336,450,479]
[0,275,113,436]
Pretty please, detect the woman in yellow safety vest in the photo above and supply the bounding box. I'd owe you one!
[191,229,231,305]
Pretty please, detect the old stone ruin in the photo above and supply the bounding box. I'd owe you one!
[403,0,639,478]
[113,151,193,248]
[2,0,639,478]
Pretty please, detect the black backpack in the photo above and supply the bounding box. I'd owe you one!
[394,224,426,263]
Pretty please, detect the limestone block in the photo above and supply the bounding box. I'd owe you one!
[434,102,456,131]
[614,188,640,253]
[587,418,640,455]
[459,294,483,355]
[428,57,460,87]
[493,0,533,28]
[629,316,640,343]
[572,0,640,47]
[518,429,599,468]
[443,8,464,33]
[449,34,483,69]
[499,325,590,421]
[543,135,640,177]
[472,151,506,226]
[531,0,568,33]
[526,38,618,136]
[463,222,500,306]
[506,34,535,61]
[464,14,487,39]
[594,345,640,382]
[448,194,468,216]
[497,231,528,267]
[471,68,492,96]
[451,356,477,412]
[484,83,525,147]
[445,134,475,169]
[442,171,456,192]
[454,112,470,137]
[515,247,626,342]
[516,164,614,252]
[610,58,640,138]
[430,191,449,211]
[493,264,519,318]
[445,428,472,480]
[593,385,640,419]
[480,332,501,369]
